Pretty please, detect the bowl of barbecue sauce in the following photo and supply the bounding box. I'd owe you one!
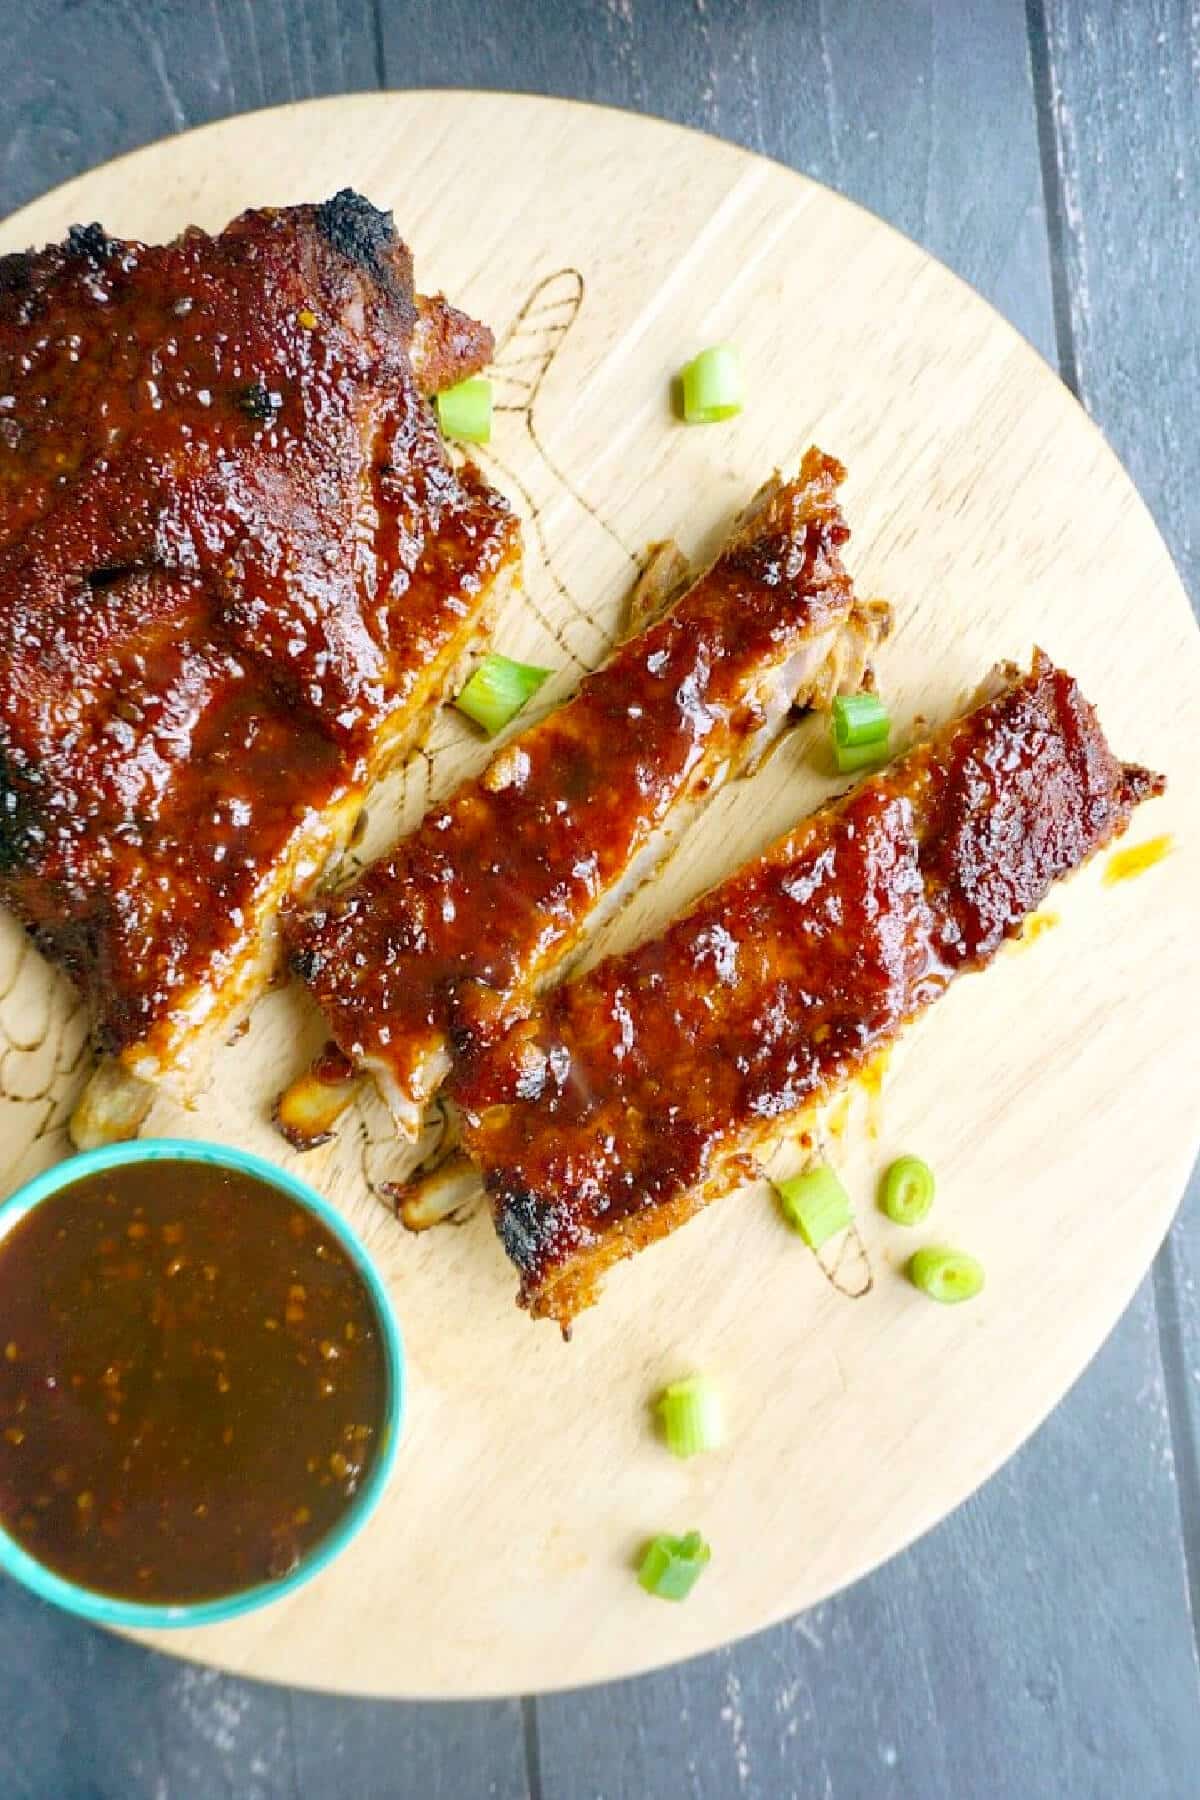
[0,1139,403,1627]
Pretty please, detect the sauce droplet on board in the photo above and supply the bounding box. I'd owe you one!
[1015,909,1060,948]
[1103,834,1173,886]
[858,1048,891,1139]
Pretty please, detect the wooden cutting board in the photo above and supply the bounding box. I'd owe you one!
[0,92,1197,1700]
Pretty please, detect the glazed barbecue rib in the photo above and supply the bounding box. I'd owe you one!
[283,448,891,1152]
[0,191,519,1145]
[452,653,1164,1330]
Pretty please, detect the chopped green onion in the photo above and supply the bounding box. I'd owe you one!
[657,1376,724,1459]
[775,1164,852,1249]
[908,1245,985,1304]
[831,692,891,775]
[637,1530,712,1601]
[880,1155,936,1226]
[680,346,743,424]
[455,653,550,735]
[832,692,889,748]
[833,730,891,775]
[436,376,493,443]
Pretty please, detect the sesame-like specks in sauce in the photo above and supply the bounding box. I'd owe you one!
[0,1160,387,1603]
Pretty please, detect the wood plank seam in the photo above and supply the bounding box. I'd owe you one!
[1153,1246,1200,1658]
[371,0,387,89]
[1023,0,1082,398]
[522,1692,544,1800]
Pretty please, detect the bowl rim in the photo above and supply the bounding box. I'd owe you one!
[0,1135,405,1629]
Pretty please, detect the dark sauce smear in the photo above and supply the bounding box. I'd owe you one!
[0,1160,388,1604]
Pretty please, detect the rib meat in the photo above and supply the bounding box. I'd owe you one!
[284,449,890,1147]
[0,192,520,1142]
[453,653,1164,1329]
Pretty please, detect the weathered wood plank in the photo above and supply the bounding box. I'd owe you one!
[1035,0,1199,589]
[379,0,1056,360]
[1036,0,1200,1662]
[0,1582,297,1799]
[0,0,378,219]
[286,1691,529,1800]
[0,1577,528,1800]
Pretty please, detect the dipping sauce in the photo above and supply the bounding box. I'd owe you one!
[0,1160,389,1604]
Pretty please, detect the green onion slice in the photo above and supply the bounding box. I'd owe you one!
[831,692,891,775]
[436,376,493,443]
[657,1376,724,1459]
[832,692,889,748]
[637,1530,712,1601]
[455,653,551,735]
[833,730,891,775]
[680,346,743,424]
[908,1245,985,1305]
[775,1164,852,1250]
[880,1155,936,1226]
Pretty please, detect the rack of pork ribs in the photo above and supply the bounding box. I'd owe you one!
[0,191,519,1146]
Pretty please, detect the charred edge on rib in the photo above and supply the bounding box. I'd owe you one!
[236,382,284,422]
[315,190,404,298]
[271,1095,337,1154]
[65,223,121,266]
[86,565,137,592]
[0,252,33,299]
[0,750,47,874]
[1121,762,1167,808]
[291,946,325,985]
[497,1186,570,1278]
[727,519,850,589]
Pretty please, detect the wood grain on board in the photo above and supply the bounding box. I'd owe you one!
[0,1,1195,1795]
[0,0,378,217]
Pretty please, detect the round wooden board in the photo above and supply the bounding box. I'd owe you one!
[0,92,1197,1700]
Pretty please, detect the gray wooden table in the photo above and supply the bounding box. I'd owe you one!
[0,3,1196,1795]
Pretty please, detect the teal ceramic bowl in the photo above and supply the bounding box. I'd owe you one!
[0,1137,404,1629]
